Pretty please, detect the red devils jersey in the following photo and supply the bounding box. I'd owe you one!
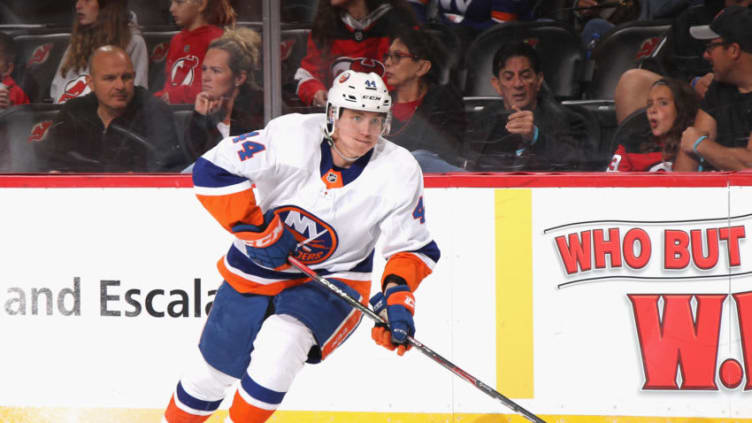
[606,144,673,172]
[294,4,416,105]
[155,25,223,104]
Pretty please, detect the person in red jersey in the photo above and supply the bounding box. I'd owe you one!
[155,0,236,104]
[608,78,699,172]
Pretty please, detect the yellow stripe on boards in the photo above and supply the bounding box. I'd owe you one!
[495,189,534,398]
[0,408,747,423]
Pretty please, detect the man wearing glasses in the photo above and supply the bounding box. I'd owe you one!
[674,5,752,171]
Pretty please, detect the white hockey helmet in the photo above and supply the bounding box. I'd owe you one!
[324,70,392,137]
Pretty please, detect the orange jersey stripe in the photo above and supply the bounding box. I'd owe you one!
[196,190,264,233]
[164,395,211,423]
[382,252,433,292]
[229,391,275,423]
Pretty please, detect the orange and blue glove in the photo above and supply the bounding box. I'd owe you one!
[369,283,415,356]
[232,210,297,270]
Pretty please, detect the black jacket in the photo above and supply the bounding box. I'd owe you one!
[387,83,467,166]
[463,93,589,171]
[40,87,186,172]
[183,86,264,161]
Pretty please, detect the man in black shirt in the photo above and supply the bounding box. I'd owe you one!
[674,5,752,171]
[464,41,589,171]
[39,45,186,172]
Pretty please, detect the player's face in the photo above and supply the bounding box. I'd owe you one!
[89,51,135,114]
[170,0,203,29]
[383,39,423,89]
[202,48,240,99]
[332,109,385,161]
[491,56,543,111]
[646,84,677,138]
[75,0,99,26]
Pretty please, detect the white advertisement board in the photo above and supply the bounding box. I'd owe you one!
[0,177,750,423]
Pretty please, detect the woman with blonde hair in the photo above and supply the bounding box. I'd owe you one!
[51,0,148,104]
[184,26,263,160]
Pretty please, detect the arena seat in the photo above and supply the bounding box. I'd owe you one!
[562,99,618,167]
[128,0,172,27]
[0,104,62,172]
[584,19,672,100]
[463,21,585,101]
[278,26,311,106]
[142,29,180,94]
[605,107,650,164]
[0,0,72,26]
[423,22,462,87]
[12,29,72,103]
[281,0,318,24]
[170,104,197,162]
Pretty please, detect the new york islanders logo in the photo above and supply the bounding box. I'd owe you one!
[276,206,338,265]
[58,75,90,103]
[150,42,169,63]
[28,120,53,143]
[27,43,53,67]
[169,55,199,86]
[331,57,385,80]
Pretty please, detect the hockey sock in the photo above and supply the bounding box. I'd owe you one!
[163,382,224,423]
[226,374,284,423]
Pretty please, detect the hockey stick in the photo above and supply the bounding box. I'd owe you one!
[287,256,548,423]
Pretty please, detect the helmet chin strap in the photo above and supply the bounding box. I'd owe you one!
[326,132,361,164]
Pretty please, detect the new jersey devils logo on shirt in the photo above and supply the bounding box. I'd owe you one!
[58,75,90,103]
[169,55,199,86]
[276,205,338,265]
[331,57,385,80]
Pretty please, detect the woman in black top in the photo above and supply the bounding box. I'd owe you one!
[382,27,467,171]
[185,27,264,161]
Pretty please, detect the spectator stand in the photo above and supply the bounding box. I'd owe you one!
[168,103,198,163]
[582,18,672,100]
[463,21,585,102]
[10,28,72,103]
[141,27,180,95]
[0,103,62,172]
[0,0,72,28]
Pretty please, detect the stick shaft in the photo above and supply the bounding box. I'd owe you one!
[288,256,547,423]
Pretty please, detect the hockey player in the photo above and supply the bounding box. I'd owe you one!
[162,70,440,423]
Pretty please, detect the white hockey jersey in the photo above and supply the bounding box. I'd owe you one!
[193,113,440,300]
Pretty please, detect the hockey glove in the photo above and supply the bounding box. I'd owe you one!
[369,285,415,356]
[233,210,297,270]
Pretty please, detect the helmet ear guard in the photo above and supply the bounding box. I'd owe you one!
[324,70,392,137]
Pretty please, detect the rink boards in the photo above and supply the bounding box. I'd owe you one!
[1,173,752,422]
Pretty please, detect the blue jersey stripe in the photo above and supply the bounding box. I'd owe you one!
[241,374,286,405]
[414,240,441,263]
[227,245,375,280]
[176,382,223,411]
[193,157,247,188]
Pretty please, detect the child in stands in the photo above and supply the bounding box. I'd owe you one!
[155,0,236,104]
[607,78,698,172]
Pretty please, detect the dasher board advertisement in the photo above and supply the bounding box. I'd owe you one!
[0,174,750,422]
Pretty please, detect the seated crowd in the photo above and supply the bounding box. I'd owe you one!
[0,0,750,173]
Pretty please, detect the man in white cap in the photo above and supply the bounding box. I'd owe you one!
[674,5,752,170]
